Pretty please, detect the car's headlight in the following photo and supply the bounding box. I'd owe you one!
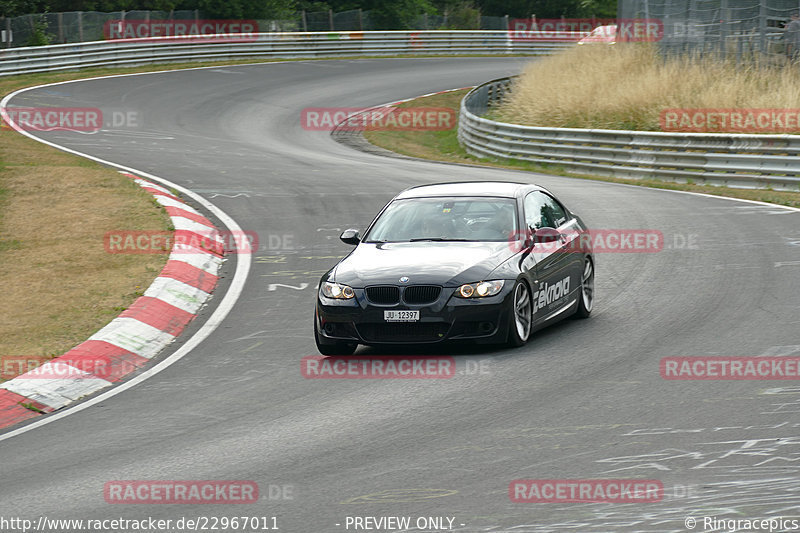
[455,280,505,298]
[321,281,355,299]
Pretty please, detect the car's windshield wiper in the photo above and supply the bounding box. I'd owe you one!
[408,237,475,242]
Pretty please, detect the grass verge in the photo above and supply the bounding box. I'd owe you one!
[364,90,800,208]
[0,130,172,360]
[0,69,186,368]
[494,44,800,132]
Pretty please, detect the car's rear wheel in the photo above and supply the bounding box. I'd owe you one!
[507,280,532,347]
[574,257,594,318]
[314,316,357,356]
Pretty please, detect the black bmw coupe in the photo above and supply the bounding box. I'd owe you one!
[314,182,594,354]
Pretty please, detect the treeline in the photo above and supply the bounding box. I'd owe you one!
[1,0,617,23]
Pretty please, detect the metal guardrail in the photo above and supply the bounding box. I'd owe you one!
[458,77,800,191]
[0,31,574,77]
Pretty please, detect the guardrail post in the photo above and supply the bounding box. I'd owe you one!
[736,31,743,62]
[301,10,307,32]
[328,9,334,31]
[719,0,728,59]
[358,9,363,31]
[504,15,511,53]
[758,0,767,58]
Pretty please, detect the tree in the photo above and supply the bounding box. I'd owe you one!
[196,0,295,19]
[0,0,41,17]
[577,0,616,18]
[476,0,615,18]
[358,0,435,29]
[27,13,53,45]
[439,1,480,29]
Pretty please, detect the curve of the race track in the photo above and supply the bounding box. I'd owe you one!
[1,58,799,533]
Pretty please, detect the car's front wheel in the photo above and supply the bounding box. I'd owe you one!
[506,280,532,347]
[314,317,357,356]
[574,257,594,318]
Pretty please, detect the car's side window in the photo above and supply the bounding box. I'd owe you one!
[524,191,568,229]
[523,192,545,229]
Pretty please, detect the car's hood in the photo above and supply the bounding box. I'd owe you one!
[333,241,516,287]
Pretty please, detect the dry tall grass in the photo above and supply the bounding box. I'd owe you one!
[497,44,800,131]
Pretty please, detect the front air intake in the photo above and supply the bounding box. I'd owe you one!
[365,286,401,305]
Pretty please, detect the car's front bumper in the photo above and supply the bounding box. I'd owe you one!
[315,284,515,345]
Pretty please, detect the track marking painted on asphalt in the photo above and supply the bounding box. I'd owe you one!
[0,76,252,442]
[267,283,310,291]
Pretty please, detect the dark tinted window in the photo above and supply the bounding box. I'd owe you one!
[524,191,568,229]
[365,196,518,242]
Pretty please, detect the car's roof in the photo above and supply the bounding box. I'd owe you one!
[395,181,541,199]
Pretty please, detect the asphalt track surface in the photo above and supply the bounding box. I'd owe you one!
[2,58,800,532]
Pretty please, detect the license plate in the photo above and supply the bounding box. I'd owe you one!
[384,310,419,322]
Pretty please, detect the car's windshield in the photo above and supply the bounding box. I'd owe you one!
[364,196,518,243]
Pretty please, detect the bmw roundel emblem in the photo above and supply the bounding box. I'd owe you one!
[399,276,410,283]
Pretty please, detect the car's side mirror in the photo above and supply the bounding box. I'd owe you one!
[340,229,360,245]
[532,226,562,245]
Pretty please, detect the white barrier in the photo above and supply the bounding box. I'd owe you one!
[0,31,574,77]
[458,77,800,191]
